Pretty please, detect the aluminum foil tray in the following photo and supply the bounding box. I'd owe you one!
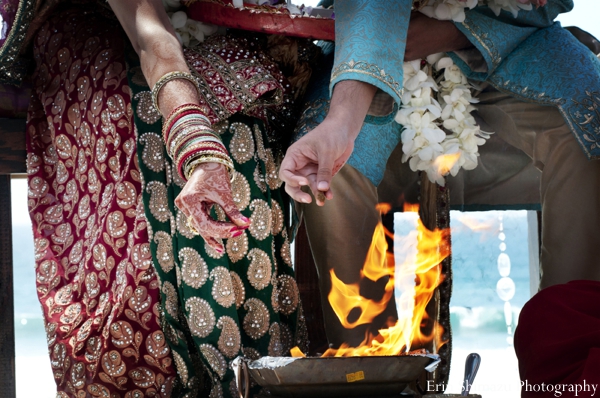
[246,355,434,397]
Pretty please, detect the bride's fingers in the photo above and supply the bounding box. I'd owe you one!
[188,204,245,240]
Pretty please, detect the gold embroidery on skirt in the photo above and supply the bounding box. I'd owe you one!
[248,199,271,241]
[140,133,166,173]
[225,230,249,263]
[172,350,189,385]
[216,316,242,358]
[267,323,283,357]
[209,266,236,308]
[242,298,270,340]
[146,181,171,223]
[185,297,217,338]
[229,122,255,164]
[162,281,179,318]
[200,344,228,379]
[277,274,299,316]
[229,271,246,310]
[246,248,272,290]
[153,231,175,273]
[134,92,162,125]
[205,239,225,259]
[270,201,284,236]
[230,171,251,211]
[179,247,210,289]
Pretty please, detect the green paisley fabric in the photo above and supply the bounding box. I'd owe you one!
[127,51,308,398]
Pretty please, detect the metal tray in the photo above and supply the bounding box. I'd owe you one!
[242,355,434,398]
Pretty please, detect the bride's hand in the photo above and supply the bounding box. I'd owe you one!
[175,162,250,253]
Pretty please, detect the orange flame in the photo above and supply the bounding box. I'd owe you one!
[319,203,449,357]
[434,153,461,175]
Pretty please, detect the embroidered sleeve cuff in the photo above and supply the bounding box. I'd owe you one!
[330,65,400,124]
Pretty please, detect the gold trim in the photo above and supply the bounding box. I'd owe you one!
[0,0,36,85]
[459,21,501,69]
[330,60,402,101]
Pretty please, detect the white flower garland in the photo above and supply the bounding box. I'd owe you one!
[398,0,535,185]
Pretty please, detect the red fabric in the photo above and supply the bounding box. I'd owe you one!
[26,7,176,397]
[187,1,335,41]
[514,280,600,398]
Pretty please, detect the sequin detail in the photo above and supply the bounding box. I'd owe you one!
[277,275,299,315]
[134,92,162,125]
[271,201,284,236]
[230,271,246,310]
[209,266,236,308]
[185,297,216,338]
[200,344,228,379]
[248,199,271,241]
[230,171,251,211]
[225,230,248,263]
[146,181,171,223]
[243,298,270,339]
[179,247,209,289]
[229,122,255,164]
[216,316,241,358]
[154,231,174,273]
[246,248,272,290]
[140,133,166,173]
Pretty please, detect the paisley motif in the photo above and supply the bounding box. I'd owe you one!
[200,344,228,379]
[185,297,216,338]
[230,271,245,310]
[280,237,293,267]
[229,122,255,164]
[270,201,284,236]
[146,181,171,223]
[268,323,284,357]
[172,350,189,385]
[209,266,236,308]
[176,210,196,240]
[230,171,251,211]
[216,316,241,358]
[277,275,299,316]
[246,248,272,290]
[264,149,282,190]
[270,274,280,314]
[134,92,162,125]
[138,133,165,173]
[243,298,270,340]
[242,347,261,361]
[153,231,175,273]
[162,281,179,318]
[225,230,248,263]
[248,199,271,241]
[205,239,225,259]
[253,164,267,193]
[179,247,209,289]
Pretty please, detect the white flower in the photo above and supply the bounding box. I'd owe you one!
[483,0,532,17]
[171,11,187,29]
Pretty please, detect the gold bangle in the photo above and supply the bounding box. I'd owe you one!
[168,126,220,155]
[185,156,235,181]
[152,71,202,113]
[175,140,227,165]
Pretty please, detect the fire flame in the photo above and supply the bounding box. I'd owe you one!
[293,203,450,358]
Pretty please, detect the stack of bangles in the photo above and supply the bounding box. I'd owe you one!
[153,71,235,182]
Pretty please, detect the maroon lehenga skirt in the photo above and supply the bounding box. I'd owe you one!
[26,7,176,397]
